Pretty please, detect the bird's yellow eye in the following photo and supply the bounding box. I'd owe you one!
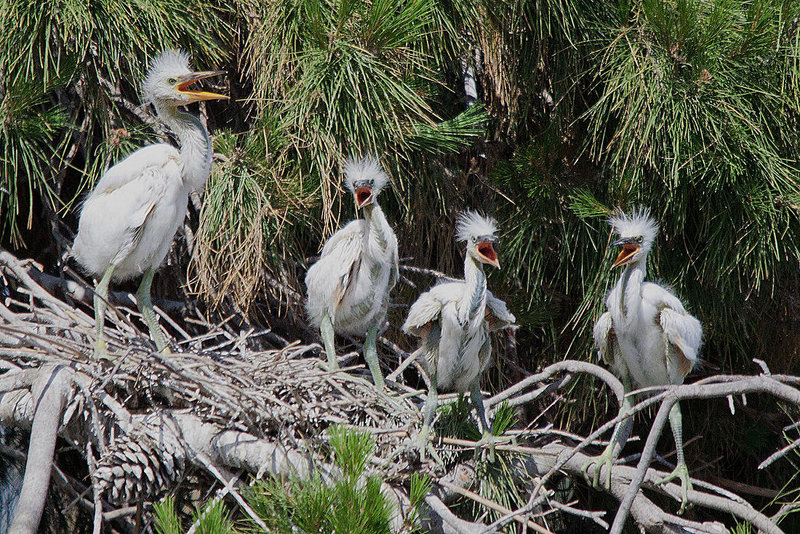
[636,236,643,243]
[167,77,177,85]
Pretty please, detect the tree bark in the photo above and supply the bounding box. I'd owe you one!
[8,365,74,534]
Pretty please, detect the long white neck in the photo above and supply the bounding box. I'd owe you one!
[362,203,393,253]
[461,253,487,321]
[155,104,213,193]
[616,256,647,321]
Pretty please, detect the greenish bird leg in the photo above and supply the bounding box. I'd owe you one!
[136,268,170,354]
[92,263,116,359]
[471,380,500,462]
[656,402,692,514]
[364,325,385,390]
[583,373,634,489]
[470,380,490,433]
[320,312,338,370]
[411,371,441,463]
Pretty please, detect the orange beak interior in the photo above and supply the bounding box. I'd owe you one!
[355,187,372,207]
[477,242,498,266]
[612,243,640,268]
[176,71,228,102]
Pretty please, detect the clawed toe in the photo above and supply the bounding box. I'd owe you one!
[655,462,692,514]
[582,448,614,490]
[474,431,512,463]
[92,339,113,361]
[404,426,443,464]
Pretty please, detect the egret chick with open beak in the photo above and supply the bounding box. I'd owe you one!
[73,49,227,359]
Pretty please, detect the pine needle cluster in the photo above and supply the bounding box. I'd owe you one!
[152,426,430,534]
[0,0,230,245]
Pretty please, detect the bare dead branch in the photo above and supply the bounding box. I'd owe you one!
[547,499,608,530]
[1,248,798,534]
[8,365,75,534]
[0,251,93,326]
[609,376,800,534]
[423,495,494,534]
[486,359,625,408]
[523,443,728,534]
[23,262,186,315]
[438,478,553,533]
[759,438,800,470]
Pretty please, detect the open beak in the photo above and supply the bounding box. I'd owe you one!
[177,70,228,103]
[477,241,500,269]
[355,187,373,209]
[611,238,640,268]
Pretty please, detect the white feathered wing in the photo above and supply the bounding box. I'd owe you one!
[403,281,515,391]
[72,144,187,281]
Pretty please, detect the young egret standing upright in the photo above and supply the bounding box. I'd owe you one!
[403,211,515,460]
[584,208,702,513]
[72,50,227,359]
[305,156,399,389]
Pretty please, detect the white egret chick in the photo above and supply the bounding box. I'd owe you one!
[72,49,227,359]
[305,156,399,389]
[402,211,515,460]
[584,208,702,513]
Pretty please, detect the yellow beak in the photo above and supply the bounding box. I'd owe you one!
[176,70,228,102]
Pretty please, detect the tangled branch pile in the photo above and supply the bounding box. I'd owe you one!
[0,249,798,534]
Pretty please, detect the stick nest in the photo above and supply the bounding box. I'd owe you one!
[0,251,424,507]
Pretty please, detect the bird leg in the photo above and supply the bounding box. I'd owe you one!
[92,263,116,360]
[135,268,170,354]
[320,312,338,370]
[583,375,634,489]
[656,402,693,514]
[363,325,385,390]
[406,376,442,464]
[470,381,509,463]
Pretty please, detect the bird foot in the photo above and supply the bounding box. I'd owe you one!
[403,426,442,465]
[582,445,615,490]
[311,352,339,373]
[474,431,512,463]
[656,462,692,514]
[92,339,113,361]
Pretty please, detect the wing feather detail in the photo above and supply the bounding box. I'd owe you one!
[304,221,364,327]
[659,307,702,382]
[402,282,462,337]
[641,283,702,382]
[593,311,616,366]
[485,290,515,331]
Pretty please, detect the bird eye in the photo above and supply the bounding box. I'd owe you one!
[636,236,643,243]
[167,77,177,85]
[471,236,476,243]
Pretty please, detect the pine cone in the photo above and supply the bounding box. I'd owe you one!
[94,433,185,504]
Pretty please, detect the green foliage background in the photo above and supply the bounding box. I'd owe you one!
[2,0,799,529]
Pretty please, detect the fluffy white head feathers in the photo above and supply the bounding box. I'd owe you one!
[608,207,660,252]
[456,211,498,243]
[343,156,390,196]
[141,49,192,105]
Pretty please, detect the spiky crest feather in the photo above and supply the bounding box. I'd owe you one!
[141,49,192,104]
[343,156,389,196]
[456,211,498,242]
[608,207,659,252]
